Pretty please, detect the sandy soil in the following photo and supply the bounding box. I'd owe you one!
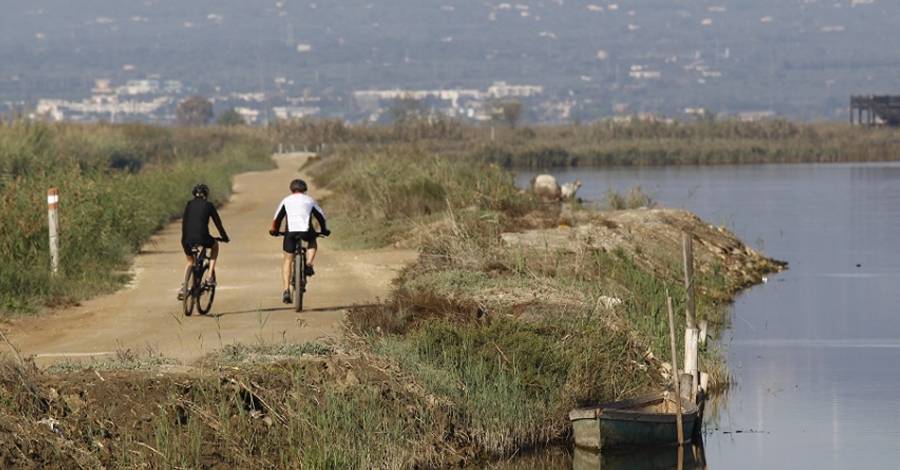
[4,153,416,366]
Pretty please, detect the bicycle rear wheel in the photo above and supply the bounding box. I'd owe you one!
[182,268,195,316]
[197,263,215,315]
[293,251,305,312]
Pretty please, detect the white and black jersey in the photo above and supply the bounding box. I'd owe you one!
[271,193,327,233]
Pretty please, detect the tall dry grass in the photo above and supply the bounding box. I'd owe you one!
[307,145,536,247]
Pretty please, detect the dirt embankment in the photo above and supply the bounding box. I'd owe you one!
[0,190,784,468]
[504,208,785,295]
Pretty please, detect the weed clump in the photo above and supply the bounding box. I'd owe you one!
[605,186,656,210]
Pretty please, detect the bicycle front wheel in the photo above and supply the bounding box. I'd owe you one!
[182,268,195,316]
[197,263,215,315]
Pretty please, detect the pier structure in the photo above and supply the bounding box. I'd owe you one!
[850,95,900,126]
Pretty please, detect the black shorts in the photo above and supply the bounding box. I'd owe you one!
[182,236,216,256]
[283,231,317,253]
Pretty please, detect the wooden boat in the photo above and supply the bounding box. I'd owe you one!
[568,392,700,450]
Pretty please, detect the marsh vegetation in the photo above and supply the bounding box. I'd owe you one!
[0,122,272,313]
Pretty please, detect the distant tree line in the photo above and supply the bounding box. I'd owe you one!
[176,96,245,127]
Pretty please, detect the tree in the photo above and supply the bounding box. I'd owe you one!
[217,108,245,126]
[499,100,523,128]
[176,96,214,127]
[389,96,424,124]
[491,100,524,129]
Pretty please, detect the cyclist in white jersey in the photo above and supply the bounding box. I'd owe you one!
[269,179,330,304]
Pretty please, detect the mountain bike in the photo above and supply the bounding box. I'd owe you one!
[277,231,323,312]
[182,238,225,316]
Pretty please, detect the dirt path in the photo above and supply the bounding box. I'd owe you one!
[5,153,416,366]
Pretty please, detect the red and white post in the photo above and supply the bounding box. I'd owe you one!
[47,187,60,275]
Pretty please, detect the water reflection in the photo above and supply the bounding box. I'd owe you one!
[573,442,707,470]
[492,442,708,470]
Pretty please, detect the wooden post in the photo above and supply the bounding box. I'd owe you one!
[682,232,696,329]
[666,294,685,446]
[679,373,693,401]
[47,188,60,276]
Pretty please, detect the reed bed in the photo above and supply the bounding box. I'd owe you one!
[273,117,900,168]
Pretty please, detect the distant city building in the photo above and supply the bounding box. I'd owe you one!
[352,81,543,122]
[121,80,160,95]
[273,106,320,120]
[486,81,543,99]
[35,96,171,122]
[738,110,776,122]
[629,65,662,80]
[235,107,260,124]
[353,89,482,109]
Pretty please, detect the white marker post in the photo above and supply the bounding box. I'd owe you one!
[682,232,700,401]
[47,188,60,276]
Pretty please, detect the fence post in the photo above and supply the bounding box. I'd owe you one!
[47,187,60,276]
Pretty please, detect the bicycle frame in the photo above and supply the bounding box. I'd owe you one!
[183,244,216,316]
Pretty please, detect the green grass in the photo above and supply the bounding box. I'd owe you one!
[372,315,653,456]
[0,122,273,314]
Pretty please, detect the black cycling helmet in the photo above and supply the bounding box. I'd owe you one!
[290,179,307,193]
[192,183,210,198]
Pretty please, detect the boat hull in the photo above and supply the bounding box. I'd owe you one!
[569,392,700,450]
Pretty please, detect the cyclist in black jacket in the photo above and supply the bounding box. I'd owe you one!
[179,184,229,300]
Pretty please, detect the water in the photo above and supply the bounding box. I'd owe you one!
[517,163,900,469]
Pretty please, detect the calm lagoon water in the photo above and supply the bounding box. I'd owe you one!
[515,163,900,469]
